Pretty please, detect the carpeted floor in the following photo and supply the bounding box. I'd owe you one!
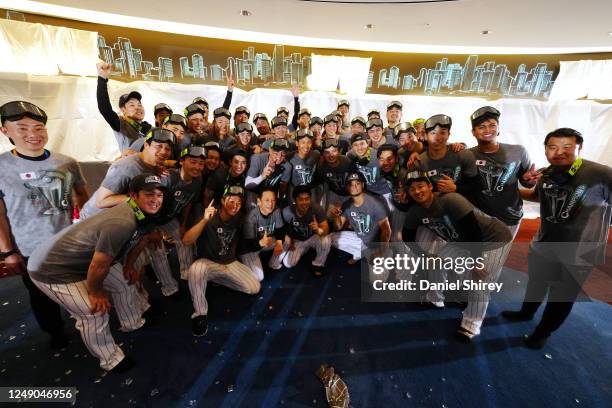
[0,247,610,408]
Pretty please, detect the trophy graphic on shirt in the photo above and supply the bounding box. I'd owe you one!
[428,216,460,241]
[217,228,236,256]
[351,212,370,235]
[24,170,72,215]
[356,165,375,184]
[478,162,505,196]
[543,184,570,223]
[294,165,314,185]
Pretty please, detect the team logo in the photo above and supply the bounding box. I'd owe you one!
[350,211,371,235]
[217,228,236,256]
[477,160,518,196]
[424,216,460,241]
[23,170,74,215]
[294,164,314,185]
[355,164,377,184]
[542,183,587,223]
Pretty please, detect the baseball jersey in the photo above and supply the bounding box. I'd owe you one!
[197,212,242,264]
[531,160,612,265]
[246,152,292,190]
[80,155,167,219]
[28,202,141,284]
[417,149,478,187]
[0,151,86,257]
[341,193,388,246]
[469,143,532,226]
[206,167,246,204]
[347,148,389,195]
[316,155,352,196]
[282,204,326,241]
[404,192,511,243]
[289,150,320,187]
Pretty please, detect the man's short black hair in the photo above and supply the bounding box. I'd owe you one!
[544,128,584,147]
[292,185,312,199]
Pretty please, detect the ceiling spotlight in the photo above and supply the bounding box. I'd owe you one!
[480,30,491,35]
[239,10,252,17]
[364,24,375,29]
[608,32,612,36]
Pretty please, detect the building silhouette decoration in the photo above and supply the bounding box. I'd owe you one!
[97,34,555,98]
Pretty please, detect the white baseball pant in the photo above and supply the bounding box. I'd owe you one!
[30,263,149,371]
[330,231,365,261]
[281,234,332,268]
[239,244,286,281]
[162,219,195,280]
[188,258,261,317]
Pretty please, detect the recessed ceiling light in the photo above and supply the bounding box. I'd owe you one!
[608,31,612,36]
[364,24,375,29]
[239,10,252,17]
[480,30,491,35]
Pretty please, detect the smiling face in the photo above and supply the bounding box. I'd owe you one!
[323,146,339,165]
[269,149,287,165]
[378,150,397,173]
[188,113,206,134]
[1,117,48,155]
[324,122,338,136]
[215,116,230,136]
[163,123,185,142]
[297,136,312,156]
[295,192,312,213]
[143,140,173,166]
[237,130,252,146]
[222,195,242,217]
[545,136,581,167]
[182,156,206,178]
[387,107,401,124]
[398,131,417,150]
[352,140,369,157]
[472,118,499,144]
[408,180,433,205]
[351,123,365,135]
[273,125,287,139]
[255,119,270,135]
[121,98,145,121]
[347,179,364,197]
[298,114,310,129]
[205,149,221,171]
[230,155,247,176]
[426,126,450,151]
[257,190,277,216]
[131,188,164,215]
[367,126,384,143]
[235,112,249,125]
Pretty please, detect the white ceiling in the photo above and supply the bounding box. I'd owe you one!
[5,0,612,53]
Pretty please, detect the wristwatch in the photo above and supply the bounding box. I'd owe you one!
[0,248,19,259]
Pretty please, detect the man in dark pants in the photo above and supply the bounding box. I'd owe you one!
[0,101,89,349]
[502,128,612,348]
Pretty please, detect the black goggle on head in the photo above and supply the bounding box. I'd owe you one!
[425,114,452,132]
[163,114,187,129]
[180,145,206,159]
[404,170,432,187]
[322,138,339,150]
[144,128,176,145]
[223,185,245,197]
[471,106,500,122]
[394,121,416,138]
[0,101,48,125]
[184,103,205,118]
[213,107,232,120]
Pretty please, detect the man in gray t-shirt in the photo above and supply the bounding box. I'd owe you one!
[245,140,292,205]
[28,173,166,372]
[330,171,391,263]
[0,100,89,349]
[403,172,512,341]
[347,133,389,197]
[503,128,612,349]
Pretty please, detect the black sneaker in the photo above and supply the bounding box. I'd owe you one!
[524,331,549,349]
[110,356,136,373]
[313,265,324,277]
[192,315,208,337]
[501,310,534,321]
[454,328,476,343]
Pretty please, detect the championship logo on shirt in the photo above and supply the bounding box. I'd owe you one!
[424,216,460,241]
[167,188,194,218]
[542,183,587,223]
[355,164,377,185]
[23,170,74,215]
[350,211,371,235]
[258,221,276,237]
[217,227,236,256]
[476,160,518,196]
[427,167,460,184]
[294,164,315,185]
[264,165,284,187]
[326,172,345,192]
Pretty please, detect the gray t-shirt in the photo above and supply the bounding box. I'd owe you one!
[469,143,532,225]
[417,148,477,187]
[316,155,352,196]
[28,202,140,284]
[289,150,320,187]
[347,148,388,195]
[115,118,145,154]
[341,193,388,246]
[532,160,612,265]
[197,212,241,264]
[80,155,162,219]
[242,207,284,240]
[404,192,511,243]
[282,204,326,241]
[0,151,86,257]
[246,152,292,190]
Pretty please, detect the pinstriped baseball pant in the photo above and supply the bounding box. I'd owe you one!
[162,219,195,280]
[281,234,332,268]
[330,231,365,261]
[29,263,148,371]
[239,244,286,282]
[188,258,261,318]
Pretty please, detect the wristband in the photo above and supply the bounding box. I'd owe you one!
[0,248,19,259]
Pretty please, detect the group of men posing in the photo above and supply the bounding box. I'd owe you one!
[0,63,610,372]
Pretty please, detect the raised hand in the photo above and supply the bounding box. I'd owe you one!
[521,164,543,184]
[96,61,112,79]
[204,199,217,220]
[436,174,457,193]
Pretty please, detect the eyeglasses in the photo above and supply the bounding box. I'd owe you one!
[145,128,176,144]
[0,101,47,124]
[425,114,452,130]
[163,114,187,128]
[224,185,245,197]
[180,145,206,158]
[470,106,500,121]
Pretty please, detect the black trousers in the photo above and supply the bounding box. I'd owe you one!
[21,261,64,337]
[519,250,591,335]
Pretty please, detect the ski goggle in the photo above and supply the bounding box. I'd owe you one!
[163,114,187,129]
[193,97,208,107]
[309,117,323,127]
[351,116,366,127]
[223,185,245,197]
[0,101,47,124]
[324,114,338,125]
[180,145,206,159]
[144,128,176,145]
[405,170,431,185]
[322,139,339,149]
[296,129,314,140]
[425,114,452,131]
[470,106,500,122]
[154,103,172,114]
[270,139,289,151]
[235,106,250,117]
[394,122,416,138]
[204,141,221,152]
[184,103,205,118]
[213,107,231,119]
[277,107,290,116]
[236,122,254,133]
[366,118,383,130]
[253,113,268,123]
[387,101,403,110]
